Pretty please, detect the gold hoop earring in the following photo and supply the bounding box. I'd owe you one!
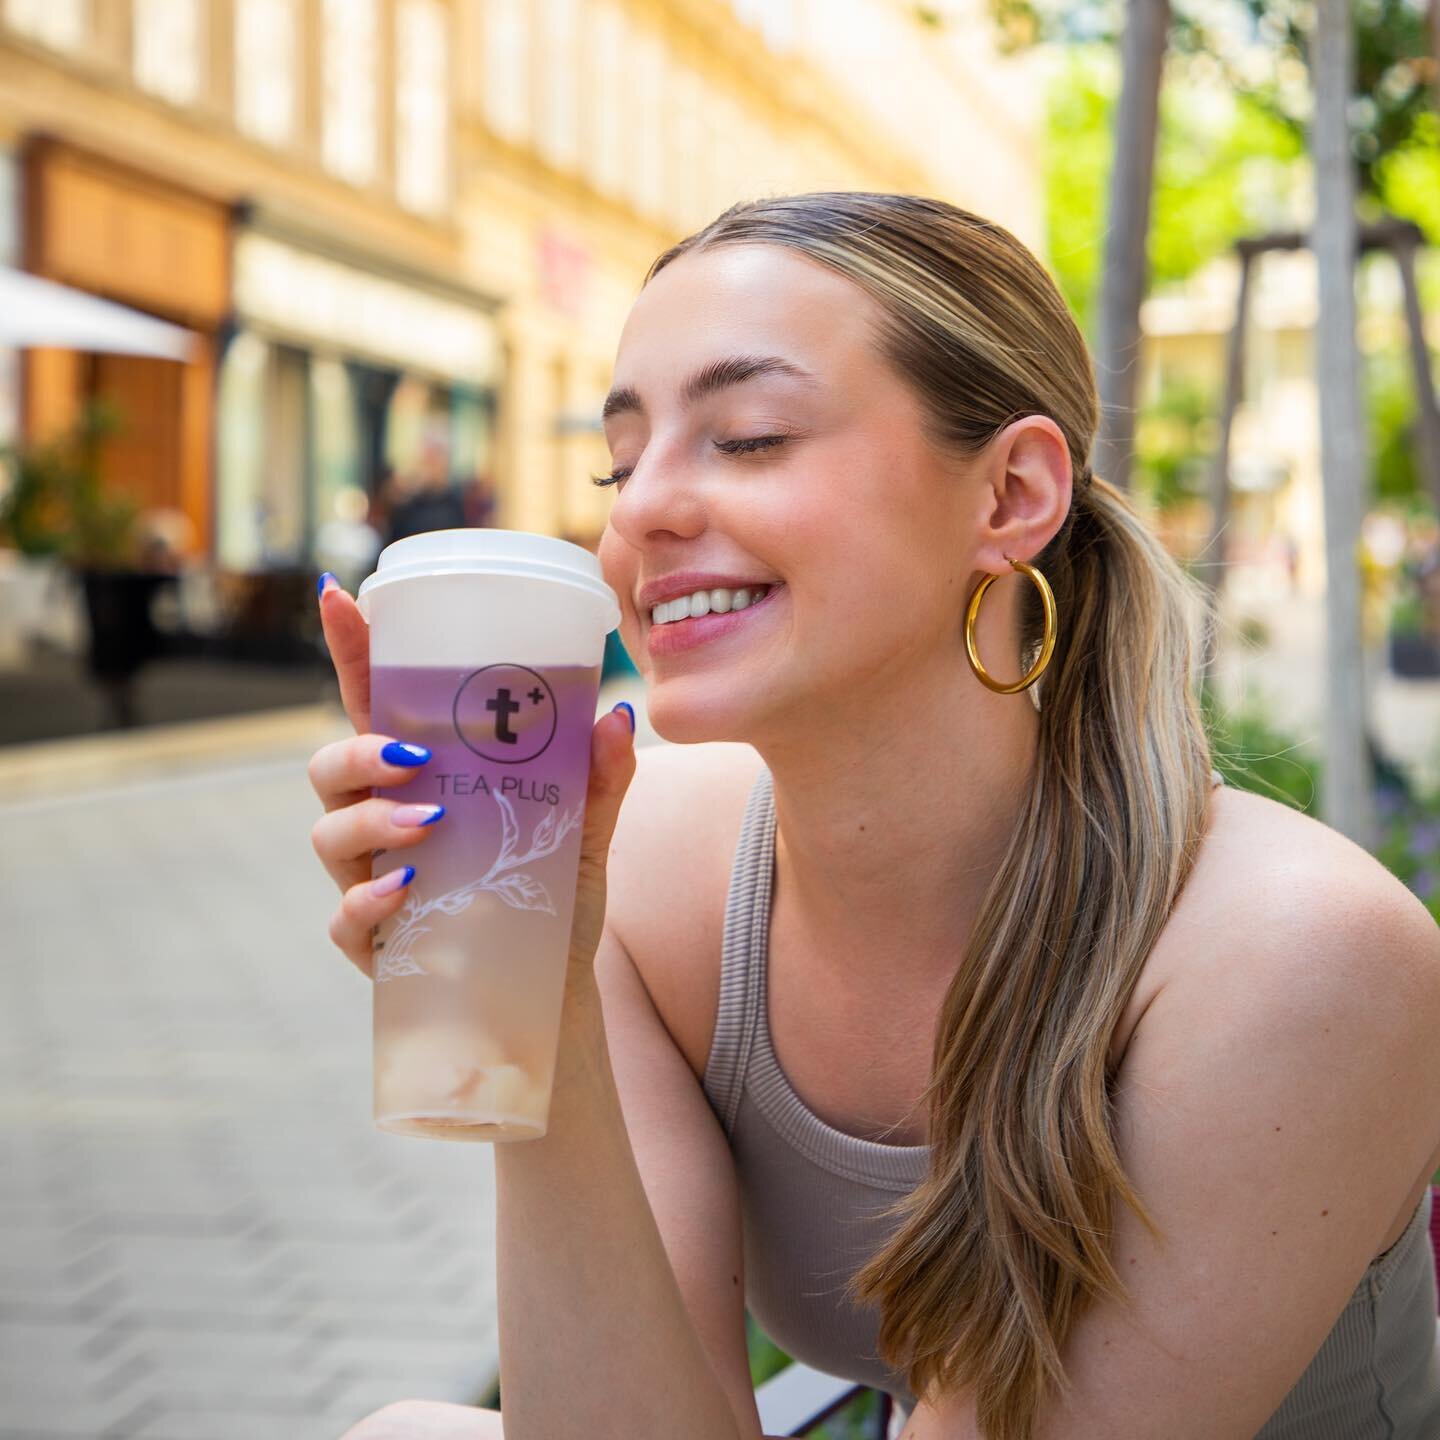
[964,555,1058,695]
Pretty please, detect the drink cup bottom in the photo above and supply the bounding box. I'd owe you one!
[377,1111,549,1143]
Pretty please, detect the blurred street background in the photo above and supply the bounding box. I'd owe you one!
[0,1,1438,1438]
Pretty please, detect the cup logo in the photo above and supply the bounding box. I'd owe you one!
[452,664,558,764]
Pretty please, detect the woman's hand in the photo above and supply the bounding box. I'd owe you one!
[308,575,637,980]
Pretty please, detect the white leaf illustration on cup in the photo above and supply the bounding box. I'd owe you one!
[375,790,583,985]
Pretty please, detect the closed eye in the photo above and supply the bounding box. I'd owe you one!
[590,434,789,488]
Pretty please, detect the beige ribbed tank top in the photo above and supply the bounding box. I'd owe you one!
[702,765,1440,1437]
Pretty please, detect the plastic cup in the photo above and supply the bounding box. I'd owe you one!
[356,528,620,1142]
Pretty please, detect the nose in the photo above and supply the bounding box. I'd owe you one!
[604,445,708,548]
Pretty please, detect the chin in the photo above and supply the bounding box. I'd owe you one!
[641,681,759,747]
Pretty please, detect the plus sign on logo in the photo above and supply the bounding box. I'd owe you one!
[452,664,558,764]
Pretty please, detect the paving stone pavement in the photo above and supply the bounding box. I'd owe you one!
[0,684,664,1440]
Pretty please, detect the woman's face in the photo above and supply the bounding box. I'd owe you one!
[596,242,981,745]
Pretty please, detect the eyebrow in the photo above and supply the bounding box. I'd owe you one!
[602,353,818,423]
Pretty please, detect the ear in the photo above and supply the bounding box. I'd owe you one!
[972,416,1075,571]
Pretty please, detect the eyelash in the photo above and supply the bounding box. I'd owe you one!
[590,435,789,488]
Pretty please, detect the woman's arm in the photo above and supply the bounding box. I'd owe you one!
[492,948,752,1440]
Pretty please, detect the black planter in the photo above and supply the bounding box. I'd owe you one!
[1389,631,1440,680]
[78,567,179,726]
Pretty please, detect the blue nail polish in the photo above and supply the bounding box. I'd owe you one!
[420,805,446,826]
[317,571,337,598]
[381,741,431,766]
[613,701,636,734]
[400,865,416,887]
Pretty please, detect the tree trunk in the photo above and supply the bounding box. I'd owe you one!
[1431,0,1440,117]
[1312,0,1376,848]
[1394,237,1440,518]
[1092,0,1170,493]
[1199,243,1254,688]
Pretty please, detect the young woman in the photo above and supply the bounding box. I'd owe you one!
[312,193,1440,1440]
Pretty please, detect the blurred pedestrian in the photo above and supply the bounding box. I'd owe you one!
[462,472,498,529]
[384,442,465,546]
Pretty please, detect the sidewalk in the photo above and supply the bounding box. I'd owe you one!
[0,674,653,1440]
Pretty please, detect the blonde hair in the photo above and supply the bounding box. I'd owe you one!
[645,193,1217,1440]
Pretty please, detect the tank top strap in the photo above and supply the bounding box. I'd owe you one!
[702,764,778,1137]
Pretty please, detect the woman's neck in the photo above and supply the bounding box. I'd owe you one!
[757,675,1040,993]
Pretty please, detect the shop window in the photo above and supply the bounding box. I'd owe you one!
[216,335,309,570]
[0,150,16,446]
[481,0,532,147]
[3,0,86,52]
[133,0,204,108]
[322,0,379,188]
[384,375,453,482]
[629,25,665,223]
[729,0,796,52]
[395,0,449,216]
[264,346,310,564]
[309,357,360,547]
[586,2,626,201]
[669,62,708,234]
[217,332,269,572]
[537,0,581,175]
[236,0,298,148]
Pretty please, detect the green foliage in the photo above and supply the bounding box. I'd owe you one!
[1201,677,1440,925]
[1132,374,1221,512]
[1042,50,1116,335]
[1374,791,1440,927]
[0,402,136,568]
[746,1312,793,1387]
[1043,51,1307,336]
[990,0,1438,222]
[1364,341,1429,508]
[746,1314,893,1440]
[1372,111,1440,245]
[1201,677,1324,815]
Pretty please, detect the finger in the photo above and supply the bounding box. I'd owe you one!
[311,796,446,892]
[576,703,639,885]
[318,575,372,734]
[308,733,433,814]
[330,866,417,978]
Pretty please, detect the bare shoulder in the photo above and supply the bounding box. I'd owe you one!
[1160,781,1440,994]
[605,740,768,1080]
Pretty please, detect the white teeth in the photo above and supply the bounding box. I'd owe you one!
[650,585,773,625]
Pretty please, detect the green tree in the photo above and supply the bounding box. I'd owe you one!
[1044,50,1306,337]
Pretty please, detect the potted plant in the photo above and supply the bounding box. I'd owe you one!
[1388,548,1440,680]
[0,403,179,725]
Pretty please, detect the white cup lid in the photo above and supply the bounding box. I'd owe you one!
[356,528,620,629]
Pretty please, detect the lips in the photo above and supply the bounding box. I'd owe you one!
[644,582,786,657]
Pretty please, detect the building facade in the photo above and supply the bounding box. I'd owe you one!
[453,0,1045,545]
[0,0,1045,564]
[0,0,500,574]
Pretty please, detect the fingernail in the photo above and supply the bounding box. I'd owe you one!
[393,804,445,828]
[372,865,416,897]
[317,572,337,599]
[612,701,636,734]
[381,741,431,766]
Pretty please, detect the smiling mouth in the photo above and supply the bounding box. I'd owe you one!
[644,583,782,627]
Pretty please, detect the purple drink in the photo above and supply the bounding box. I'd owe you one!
[371,660,602,1141]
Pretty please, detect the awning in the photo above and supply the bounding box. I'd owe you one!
[0,265,196,360]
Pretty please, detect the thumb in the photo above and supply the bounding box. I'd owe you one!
[576,702,638,880]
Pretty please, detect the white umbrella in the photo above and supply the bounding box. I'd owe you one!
[0,264,195,360]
